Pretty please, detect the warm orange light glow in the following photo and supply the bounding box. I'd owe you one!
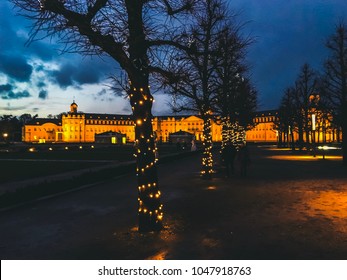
[267,155,342,161]
[306,191,347,220]
[146,250,168,260]
[312,114,316,131]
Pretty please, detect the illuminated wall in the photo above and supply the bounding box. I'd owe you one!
[22,119,62,143]
[22,106,267,143]
[246,111,279,143]
[23,114,223,143]
[25,103,340,144]
[61,113,134,143]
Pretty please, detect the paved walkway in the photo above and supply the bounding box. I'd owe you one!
[0,146,347,260]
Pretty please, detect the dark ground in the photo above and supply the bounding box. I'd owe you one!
[0,145,347,260]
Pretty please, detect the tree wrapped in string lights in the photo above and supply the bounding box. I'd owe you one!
[163,0,229,179]
[12,0,197,232]
[220,117,246,152]
[212,24,256,153]
[201,111,214,178]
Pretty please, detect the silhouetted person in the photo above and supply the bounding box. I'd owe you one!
[221,143,237,177]
[191,139,197,151]
[237,144,250,177]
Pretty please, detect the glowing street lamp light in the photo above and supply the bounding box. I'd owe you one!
[312,113,316,157]
[3,133,8,142]
[312,114,316,132]
[312,113,316,143]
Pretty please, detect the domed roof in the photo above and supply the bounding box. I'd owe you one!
[70,100,78,113]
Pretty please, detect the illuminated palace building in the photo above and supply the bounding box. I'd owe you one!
[22,101,331,144]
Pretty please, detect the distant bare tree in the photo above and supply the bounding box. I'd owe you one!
[323,22,347,165]
[12,0,198,232]
[0,115,21,142]
[278,87,297,149]
[212,24,256,149]
[294,63,320,148]
[18,113,35,125]
[279,64,320,149]
[233,76,258,128]
[163,0,228,179]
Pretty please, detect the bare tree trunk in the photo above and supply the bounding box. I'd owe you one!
[290,126,295,151]
[298,122,304,148]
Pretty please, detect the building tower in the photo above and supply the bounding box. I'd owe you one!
[70,100,78,113]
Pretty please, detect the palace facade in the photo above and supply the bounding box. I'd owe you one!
[245,110,279,143]
[22,101,280,144]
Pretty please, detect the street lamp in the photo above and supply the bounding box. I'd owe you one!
[309,93,319,154]
[312,113,316,157]
[3,133,8,143]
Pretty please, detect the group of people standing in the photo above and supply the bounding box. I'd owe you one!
[221,143,250,177]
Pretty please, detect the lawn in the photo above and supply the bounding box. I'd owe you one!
[0,143,197,208]
[0,143,189,183]
[0,160,107,184]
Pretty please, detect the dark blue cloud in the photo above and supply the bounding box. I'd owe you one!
[37,81,46,88]
[0,84,13,93]
[1,90,31,100]
[51,64,74,88]
[74,65,102,85]
[38,90,48,100]
[0,2,57,62]
[49,58,116,89]
[0,54,33,82]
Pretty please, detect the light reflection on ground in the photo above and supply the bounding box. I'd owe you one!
[305,191,347,219]
[267,155,342,161]
[264,147,293,151]
[146,250,168,260]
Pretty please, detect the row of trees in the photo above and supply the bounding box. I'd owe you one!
[12,0,257,231]
[0,114,37,143]
[160,0,257,177]
[278,23,347,165]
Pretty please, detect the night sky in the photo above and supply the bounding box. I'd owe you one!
[1,0,347,117]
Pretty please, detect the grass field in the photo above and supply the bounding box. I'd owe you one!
[0,143,186,183]
[0,161,107,184]
[0,143,198,208]
[0,143,181,160]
